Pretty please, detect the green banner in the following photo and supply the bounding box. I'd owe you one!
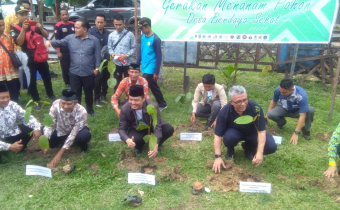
[141,0,339,43]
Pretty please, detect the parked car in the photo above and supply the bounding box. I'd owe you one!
[69,0,140,24]
[0,0,53,21]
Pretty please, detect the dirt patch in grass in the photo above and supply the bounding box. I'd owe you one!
[171,141,197,150]
[277,174,291,182]
[266,124,280,136]
[25,139,78,160]
[308,177,340,196]
[153,157,168,165]
[173,121,215,139]
[316,132,333,142]
[205,160,265,192]
[117,150,188,182]
[117,150,147,172]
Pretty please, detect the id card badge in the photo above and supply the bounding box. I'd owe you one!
[292,105,299,109]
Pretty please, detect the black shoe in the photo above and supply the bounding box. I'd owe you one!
[101,95,108,103]
[90,112,98,117]
[277,119,287,129]
[80,143,88,152]
[134,148,142,154]
[159,106,167,111]
[226,147,235,160]
[65,84,71,89]
[301,127,311,140]
[95,99,102,107]
[242,142,255,161]
[34,102,42,111]
[49,95,57,101]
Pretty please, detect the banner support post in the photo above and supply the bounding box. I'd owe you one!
[183,42,189,94]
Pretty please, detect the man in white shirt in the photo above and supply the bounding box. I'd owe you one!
[191,74,228,129]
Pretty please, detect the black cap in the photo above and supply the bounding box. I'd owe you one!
[137,17,151,29]
[129,63,140,71]
[15,5,29,14]
[60,89,77,101]
[129,85,144,97]
[0,83,9,93]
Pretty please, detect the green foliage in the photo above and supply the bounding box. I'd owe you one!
[147,104,158,129]
[143,134,150,143]
[38,135,50,150]
[39,100,51,105]
[149,133,157,150]
[107,78,117,89]
[24,106,32,123]
[43,114,53,127]
[98,59,108,73]
[218,64,238,86]
[262,65,272,77]
[26,100,34,108]
[107,59,115,76]
[234,115,253,124]
[136,124,149,131]
[175,92,193,104]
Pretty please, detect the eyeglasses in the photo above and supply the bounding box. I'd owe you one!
[232,98,248,105]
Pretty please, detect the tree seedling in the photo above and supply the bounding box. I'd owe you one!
[218,64,238,88]
[175,92,194,104]
[98,57,117,89]
[24,100,53,150]
[136,104,158,151]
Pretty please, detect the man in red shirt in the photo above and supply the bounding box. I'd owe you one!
[111,63,150,118]
[54,9,75,88]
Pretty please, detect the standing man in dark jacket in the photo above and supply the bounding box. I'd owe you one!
[88,14,110,107]
[119,85,174,157]
[45,19,101,116]
[54,8,75,88]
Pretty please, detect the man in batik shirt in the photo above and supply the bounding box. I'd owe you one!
[111,63,150,118]
[0,83,42,157]
[43,89,91,167]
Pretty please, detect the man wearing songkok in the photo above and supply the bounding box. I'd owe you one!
[119,85,174,158]
[190,74,228,130]
[0,83,42,156]
[43,89,91,167]
[111,63,150,118]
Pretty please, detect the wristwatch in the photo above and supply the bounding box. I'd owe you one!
[95,68,99,71]
[215,154,221,158]
[294,130,300,134]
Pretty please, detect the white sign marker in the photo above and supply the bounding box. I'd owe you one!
[239,182,271,193]
[26,165,52,178]
[273,136,282,144]
[180,133,202,141]
[128,173,156,185]
[109,133,121,142]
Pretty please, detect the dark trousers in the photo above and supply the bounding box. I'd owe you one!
[195,100,221,124]
[3,124,33,150]
[49,127,91,151]
[127,124,174,150]
[143,73,167,107]
[114,65,129,91]
[0,79,20,103]
[69,73,95,114]
[27,61,54,102]
[222,128,277,155]
[60,52,71,85]
[94,61,110,99]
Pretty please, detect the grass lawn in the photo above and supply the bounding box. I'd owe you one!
[1,62,340,209]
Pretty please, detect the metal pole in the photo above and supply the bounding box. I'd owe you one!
[290,44,299,79]
[134,0,139,60]
[183,41,188,93]
[328,55,340,122]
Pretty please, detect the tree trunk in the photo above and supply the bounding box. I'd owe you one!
[37,0,45,26]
